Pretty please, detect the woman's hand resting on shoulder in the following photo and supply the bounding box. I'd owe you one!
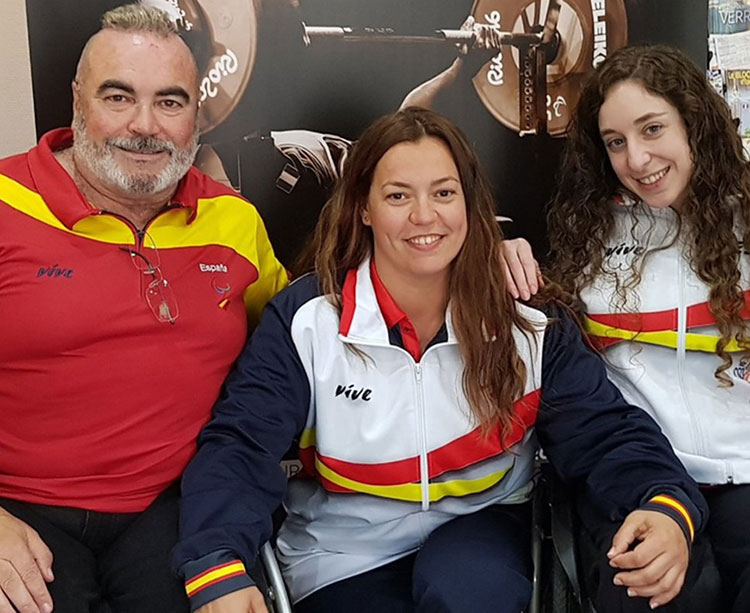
[499,238,543,300]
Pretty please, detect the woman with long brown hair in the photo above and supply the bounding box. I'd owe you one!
[502,45,750,612]
[174,107,705,613]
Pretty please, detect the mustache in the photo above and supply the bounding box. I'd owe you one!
[106,135,177,154]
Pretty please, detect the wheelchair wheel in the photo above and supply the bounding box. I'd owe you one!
[548,550,582,612]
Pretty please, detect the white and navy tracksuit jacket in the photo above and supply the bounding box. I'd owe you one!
[581,198,750,486]
[174,258,707,610]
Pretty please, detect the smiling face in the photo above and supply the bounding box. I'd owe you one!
[363,136,468,292]
[71,28,199,197]
[598,79,694,210]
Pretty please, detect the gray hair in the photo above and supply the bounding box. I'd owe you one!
[74,3,195,83]
[101,3,177,36]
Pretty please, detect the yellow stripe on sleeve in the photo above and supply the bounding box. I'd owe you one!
[649,495,695,541]
[185,561,246,597]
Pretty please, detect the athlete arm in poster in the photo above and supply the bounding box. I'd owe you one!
[400,15,502,110]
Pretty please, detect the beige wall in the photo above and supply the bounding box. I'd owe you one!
[0,0,36,158]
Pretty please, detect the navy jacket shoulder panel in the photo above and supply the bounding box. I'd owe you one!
[263,272,323,324]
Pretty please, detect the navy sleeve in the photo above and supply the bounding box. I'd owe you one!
[172,278,316,609]
[536,307,708,541]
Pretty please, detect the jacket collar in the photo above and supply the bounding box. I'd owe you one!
[339,257,456,344]
[28,128,206,229]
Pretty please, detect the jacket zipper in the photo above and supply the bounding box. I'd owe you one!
[413,363,430,511]
[340,336,444,511]
[676,250,704,455]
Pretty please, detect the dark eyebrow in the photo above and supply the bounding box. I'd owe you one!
[600,111,668,137]
[632,111,668,125]
[96,79,135,96]
[430,176,460,187]
[381,176,459,190]
[95,81,191,104]
[156,86,191,103]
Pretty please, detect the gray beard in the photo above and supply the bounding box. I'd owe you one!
[71,114,199,196]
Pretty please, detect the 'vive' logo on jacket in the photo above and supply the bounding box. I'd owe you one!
[37,264,74,279]
[335,384,372,402]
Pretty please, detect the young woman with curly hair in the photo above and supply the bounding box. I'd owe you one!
[502,45,750,613]
[174,107,706,613]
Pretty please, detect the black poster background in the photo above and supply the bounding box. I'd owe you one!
[25,0,708,268]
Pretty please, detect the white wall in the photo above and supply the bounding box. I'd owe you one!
[0,0,36,157]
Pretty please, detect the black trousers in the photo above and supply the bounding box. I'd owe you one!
[578,484,750,613]
[0,484,188,613]
[703,484,750,613]
[295,503,533,613]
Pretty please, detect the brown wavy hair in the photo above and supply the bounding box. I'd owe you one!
[547,44,750,383]
[296,107,535,436]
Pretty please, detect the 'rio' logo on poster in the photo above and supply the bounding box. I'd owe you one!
[199,49,240,103]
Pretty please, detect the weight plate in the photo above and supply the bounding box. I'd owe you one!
[141,0,258,134]
[471,0,628,135]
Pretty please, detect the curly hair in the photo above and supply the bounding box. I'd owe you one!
[547,44,750,383]
[296,107,535,436]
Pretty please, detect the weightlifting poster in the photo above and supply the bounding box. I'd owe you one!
[25,0,707,267]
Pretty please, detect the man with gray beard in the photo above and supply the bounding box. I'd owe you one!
[69,112,199,198]
[0,4,287,612]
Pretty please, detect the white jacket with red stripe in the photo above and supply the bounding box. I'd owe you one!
[175,257,707,610]
[581,199,750,486]
[274,260,544,601]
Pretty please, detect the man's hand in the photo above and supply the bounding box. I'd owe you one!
[608,510,690,609]
[0,507,54,613]
[196,586,268,613]
[500,238,543,300]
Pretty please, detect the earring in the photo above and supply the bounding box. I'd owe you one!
[362,211,370,224]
